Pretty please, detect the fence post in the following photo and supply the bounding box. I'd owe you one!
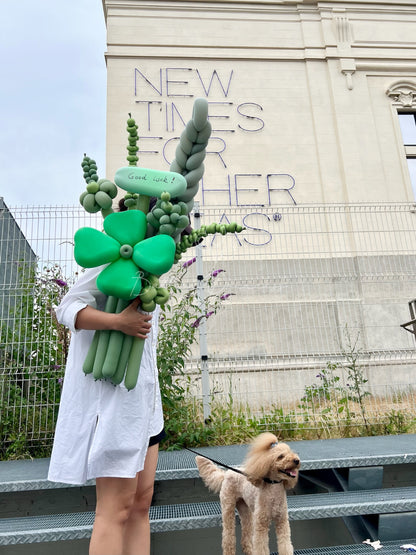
[193,202,211,421]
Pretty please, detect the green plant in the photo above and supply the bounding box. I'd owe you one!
[381,409,413,435]
[157,260,229,449]
[0,261,70,459]
[341,327,371,432]
[300,362,343,406]
[298,328,372,434]
[299,362,348,431]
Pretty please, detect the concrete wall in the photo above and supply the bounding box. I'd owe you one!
[181,254,416,406]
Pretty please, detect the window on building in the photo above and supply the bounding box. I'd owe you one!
[399,113,416,145]
[408,158,416,197]
[398,113,416,199]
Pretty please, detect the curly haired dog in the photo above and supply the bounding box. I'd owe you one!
[196,433,300,555]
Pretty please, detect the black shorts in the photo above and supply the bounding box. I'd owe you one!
[148,428,166,447]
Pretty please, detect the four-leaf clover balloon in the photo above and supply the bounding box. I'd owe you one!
[74,210,176,300]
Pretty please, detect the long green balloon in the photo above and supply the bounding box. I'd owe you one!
[124,337,145,391]
[101,298,129,378]
[111,334,134,386]
[84,295,118,376]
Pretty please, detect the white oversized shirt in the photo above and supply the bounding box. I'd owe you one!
[47,266,164,485]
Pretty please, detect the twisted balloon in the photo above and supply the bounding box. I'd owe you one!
[170,98,212,215]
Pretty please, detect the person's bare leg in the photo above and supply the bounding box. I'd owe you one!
[89,475,138,555]
[123,443,159,555]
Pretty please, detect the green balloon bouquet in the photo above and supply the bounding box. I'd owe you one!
[74,98,244,390]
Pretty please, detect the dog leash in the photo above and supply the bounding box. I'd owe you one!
[185,447,283,485]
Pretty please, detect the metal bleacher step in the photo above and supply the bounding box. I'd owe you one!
[288,485,416,520]
[0,503,223,545]
[0,510,94,545]
[1,434,416,494]
[1,435,416,552]
[1,486,416,546]
[276,539,416,554]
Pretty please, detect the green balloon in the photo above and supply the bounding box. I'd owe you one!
[104,210,147,247]
[114,166,187,197]
[74,206,176,300]
[133,234,176,276]
[97,258,142,300]
[74,228,120,268]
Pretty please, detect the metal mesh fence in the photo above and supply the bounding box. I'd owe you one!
[180,204,416,437]
[1,201,416,452]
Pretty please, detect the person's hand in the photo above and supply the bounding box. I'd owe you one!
[116,298,152,338]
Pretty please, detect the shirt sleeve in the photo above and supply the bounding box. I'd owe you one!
[55,267,106,333]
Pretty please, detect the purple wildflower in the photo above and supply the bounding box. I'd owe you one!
[220,293,233,301]
[183,257,196,268]
[211,269,225,278]
[191,311,215,328]
[58,377,64,386]
[53,278,67,288]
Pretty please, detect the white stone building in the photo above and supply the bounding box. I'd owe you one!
[102,0,416,207]
[101,0,416,413]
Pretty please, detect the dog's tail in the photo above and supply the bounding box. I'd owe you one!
[195,455,225,493]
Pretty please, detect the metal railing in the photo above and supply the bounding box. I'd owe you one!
[1,201,416,450]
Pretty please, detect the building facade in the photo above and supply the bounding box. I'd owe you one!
[101,1,416,411]
[0,198,36,326]
[103,0,416,209]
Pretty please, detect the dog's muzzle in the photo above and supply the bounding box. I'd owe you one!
[280,458,300,478]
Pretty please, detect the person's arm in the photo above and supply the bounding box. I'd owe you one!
[75,298,152,339]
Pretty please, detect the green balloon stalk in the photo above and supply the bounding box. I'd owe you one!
[74,98,244,390]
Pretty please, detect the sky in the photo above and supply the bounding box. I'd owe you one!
[0,0,107,207]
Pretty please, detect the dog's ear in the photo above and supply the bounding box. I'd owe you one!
[243,434,277,486]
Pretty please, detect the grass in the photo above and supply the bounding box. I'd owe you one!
[1,384,415,458]
[159,393,416,450]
